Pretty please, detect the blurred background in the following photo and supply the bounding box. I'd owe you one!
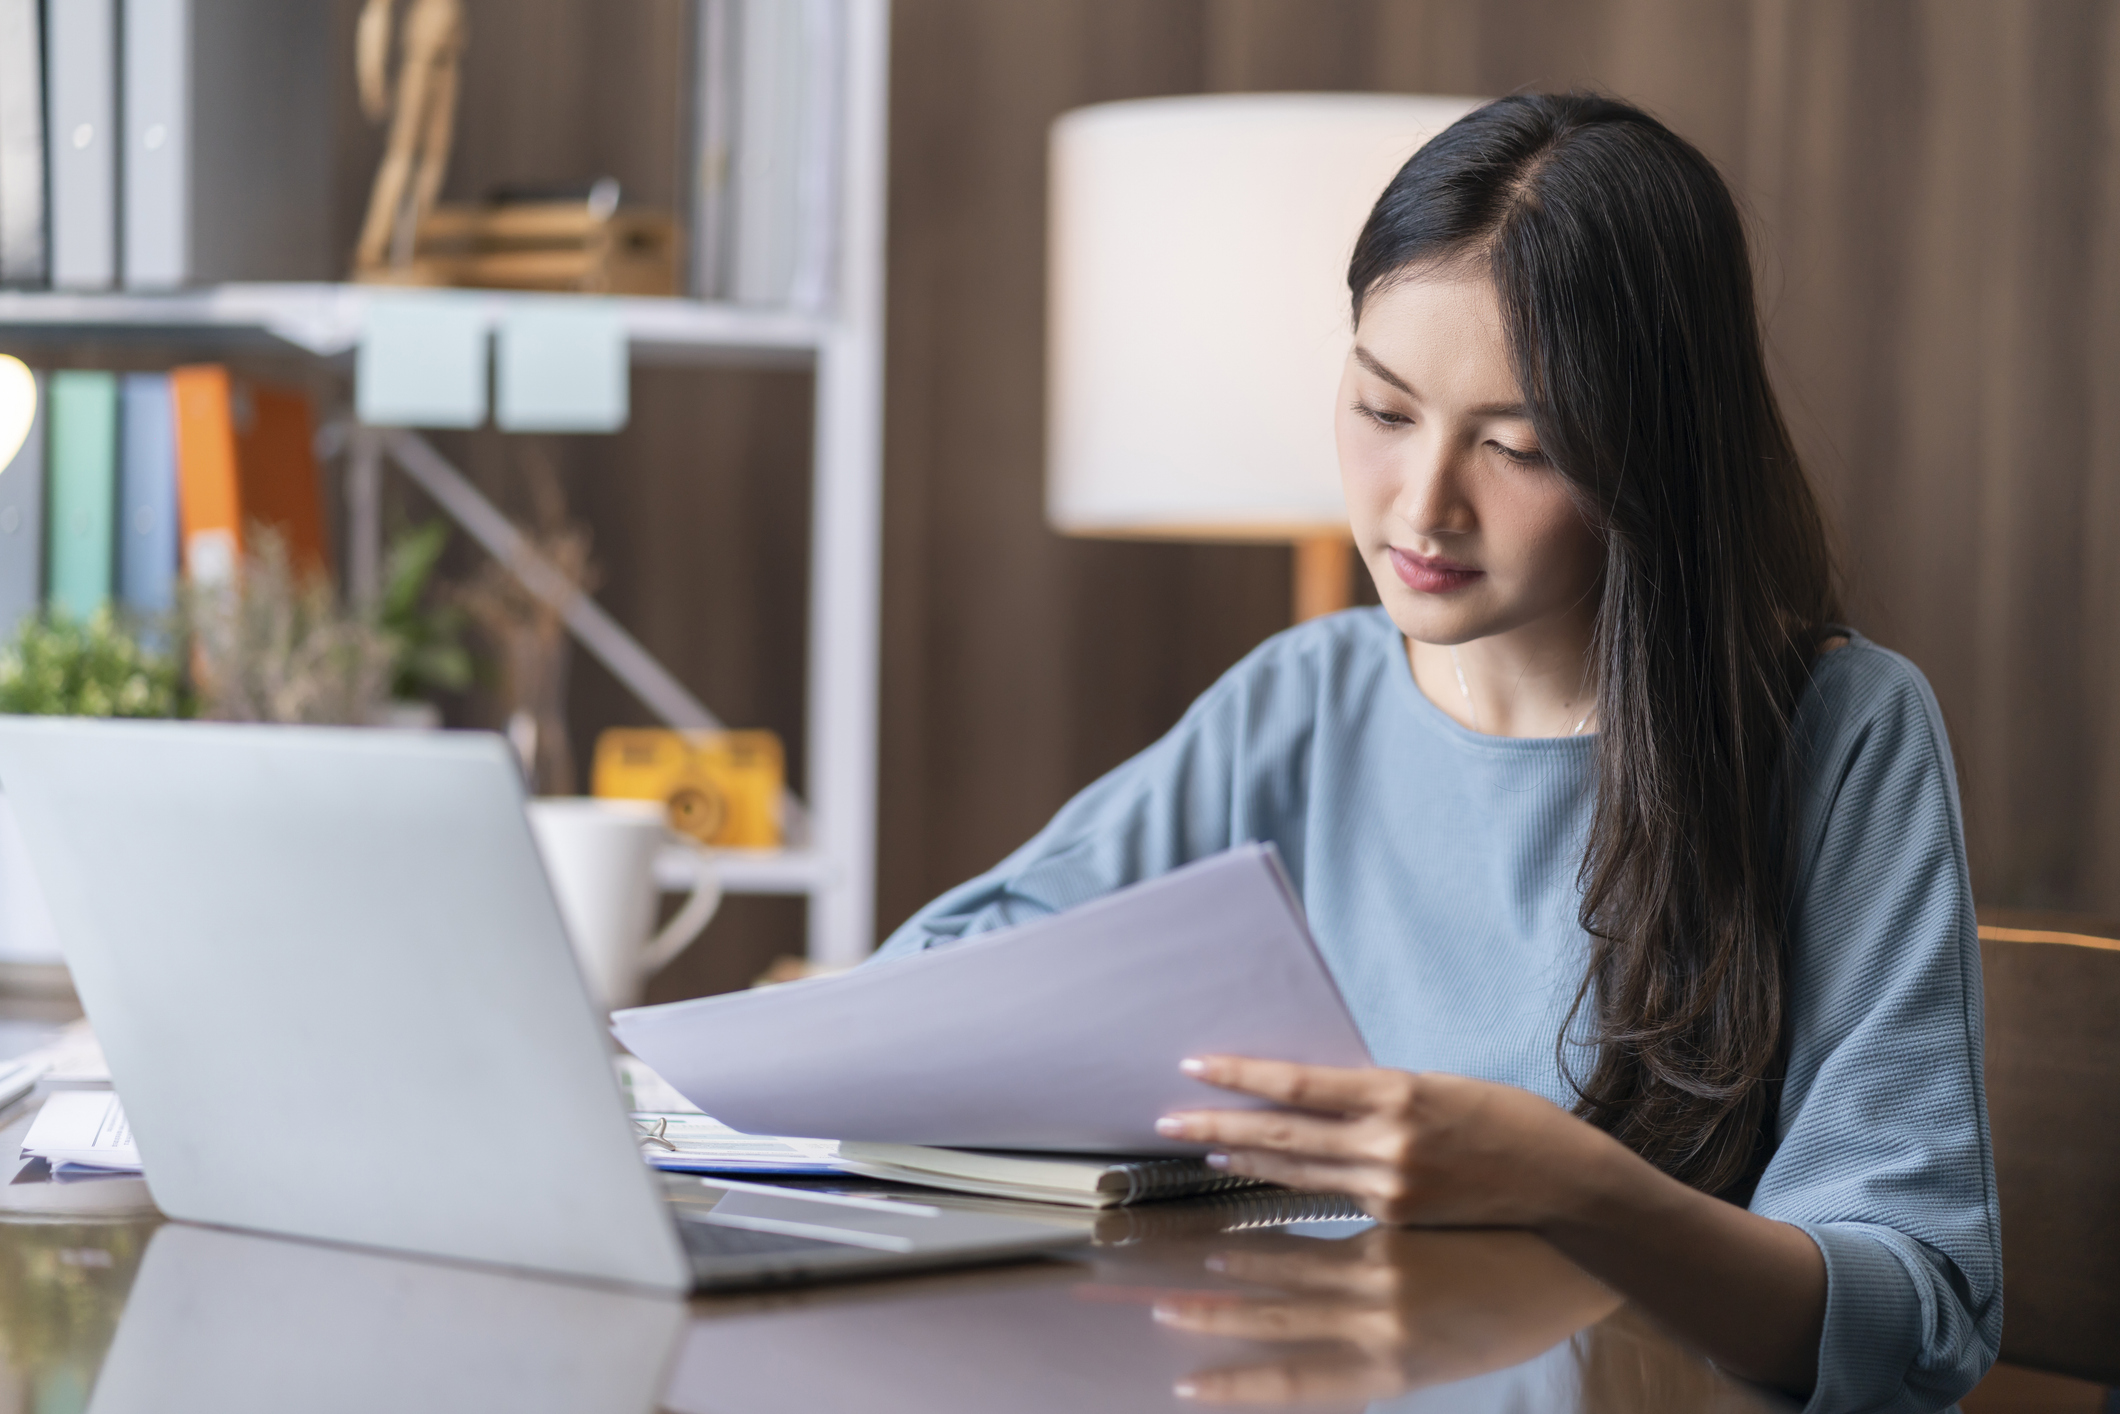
[3,0,2117,1000]
[2,10,2114,1405]
[877,0,2120,984]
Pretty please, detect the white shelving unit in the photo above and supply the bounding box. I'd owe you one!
[0,284,831,364]
[0,2,891,968]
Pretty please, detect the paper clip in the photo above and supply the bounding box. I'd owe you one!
[635,1116,678,1152]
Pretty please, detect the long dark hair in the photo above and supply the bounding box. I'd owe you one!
[1349,93,1841,1198]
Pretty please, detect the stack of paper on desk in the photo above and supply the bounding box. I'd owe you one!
[612,844,1371,1154]
[630,1112,842,1175]
[21,1089,139,1173]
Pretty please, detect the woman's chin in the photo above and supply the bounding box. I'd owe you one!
[1376,593,1496,648]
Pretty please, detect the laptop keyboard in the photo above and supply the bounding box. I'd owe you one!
[677,1216,856,1260]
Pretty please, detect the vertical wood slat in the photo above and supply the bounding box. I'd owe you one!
[340,1,2120,960]
[2085,5,2120,895]
[874,0,2120,930]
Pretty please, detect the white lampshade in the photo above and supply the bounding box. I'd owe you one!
[1047,93,1483,541]
[0,356,35,477]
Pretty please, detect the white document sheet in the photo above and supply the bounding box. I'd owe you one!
[21,1089,140,1171]
[612,845,1372,1154]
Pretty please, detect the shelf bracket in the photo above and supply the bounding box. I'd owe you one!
[379,428,724,733]
[331,425,813,842]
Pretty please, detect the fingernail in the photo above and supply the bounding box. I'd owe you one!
[1204,1253,1229,1273]
[1152,1302,1181,1323]
[1155,1115,1188,1137]
[1179,1057,1207,1076]
[1174,1380,1199,1399]
[1204,1151,1231,1170]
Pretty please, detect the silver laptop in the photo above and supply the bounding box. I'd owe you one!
[0,718,1084,1292]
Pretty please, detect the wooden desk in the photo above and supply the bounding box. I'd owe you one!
[0,1097,1789,1414]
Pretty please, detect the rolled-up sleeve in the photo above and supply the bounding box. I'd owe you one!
[1755,650,2002,1413]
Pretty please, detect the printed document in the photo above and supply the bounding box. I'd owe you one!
[21,1090,141,1172]
[613,844,1371,1153]
[632,1113,842,1175]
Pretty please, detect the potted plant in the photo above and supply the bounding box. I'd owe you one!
[182,528,398,726]
[375,519,474,730]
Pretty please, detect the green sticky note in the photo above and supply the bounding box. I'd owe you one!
[356,295,490,428]
[495,303,629,433]
[46,371,118,620]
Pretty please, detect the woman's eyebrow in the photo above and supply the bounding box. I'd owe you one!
[1354,347,1530,420]
[1353,346,1415,395]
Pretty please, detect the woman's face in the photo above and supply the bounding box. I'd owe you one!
[1335,271,1604,648]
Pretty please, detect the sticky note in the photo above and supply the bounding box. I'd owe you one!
[495,303,629,433]
[356,295,490,428]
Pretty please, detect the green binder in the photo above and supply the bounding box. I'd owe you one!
[46,370,118,620]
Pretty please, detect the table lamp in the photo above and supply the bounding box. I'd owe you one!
[1047,93,1483,620]
[0,356,35,475]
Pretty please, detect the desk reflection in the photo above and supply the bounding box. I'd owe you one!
[667,1217,1793,1414]
[0,1171,1794,1414]
[86,1223,684,1414]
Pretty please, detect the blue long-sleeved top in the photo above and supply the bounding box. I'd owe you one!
[876,608,2000,1413]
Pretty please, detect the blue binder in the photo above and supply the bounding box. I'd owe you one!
[118,371,179,616]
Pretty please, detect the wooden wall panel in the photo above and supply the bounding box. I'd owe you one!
[881,0,2120,935]
[320,0,2120,982]
[876,1,1297,938]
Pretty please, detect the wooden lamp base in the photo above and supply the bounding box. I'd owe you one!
[1293,535,1354,622]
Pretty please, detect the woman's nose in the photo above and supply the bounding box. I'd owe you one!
[1397,444,1472,539]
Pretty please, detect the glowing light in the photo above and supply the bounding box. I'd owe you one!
[0,356,35,476]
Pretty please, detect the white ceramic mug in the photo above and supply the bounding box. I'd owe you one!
[527,798,723,1012]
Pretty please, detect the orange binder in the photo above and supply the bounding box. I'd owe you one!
[171,365,330,583]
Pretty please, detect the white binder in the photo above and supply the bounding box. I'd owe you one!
[120,0,335,289]
[0,0,46,284]
[47,0,117,290]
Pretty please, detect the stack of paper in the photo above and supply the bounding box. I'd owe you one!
[614,845,1371,1153]
[21,1089,138,1173]
[835,1142,1265,1209]
[631,1113,840,1176]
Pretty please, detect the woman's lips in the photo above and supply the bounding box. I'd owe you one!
[1389,546,1485,594]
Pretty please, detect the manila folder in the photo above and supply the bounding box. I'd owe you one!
[610,844,1372,1154]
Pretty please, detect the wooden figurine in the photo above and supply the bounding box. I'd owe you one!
[353,0,467,277]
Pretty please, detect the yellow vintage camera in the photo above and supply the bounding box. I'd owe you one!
[590,729,785,848]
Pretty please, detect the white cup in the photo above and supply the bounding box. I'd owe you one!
[527,798,723,1012]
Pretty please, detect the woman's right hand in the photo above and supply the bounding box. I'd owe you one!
[1150,1226,1618,1405]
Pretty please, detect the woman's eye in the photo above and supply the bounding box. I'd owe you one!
[1353,402,1410,428]
[1490,441,1546,465]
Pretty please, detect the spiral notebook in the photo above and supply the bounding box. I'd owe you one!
[835,1142,1267,1209]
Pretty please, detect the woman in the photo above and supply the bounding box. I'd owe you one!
[877,93,1998,1410]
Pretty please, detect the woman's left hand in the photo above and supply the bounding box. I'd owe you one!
[1155,1055,1619,1228]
